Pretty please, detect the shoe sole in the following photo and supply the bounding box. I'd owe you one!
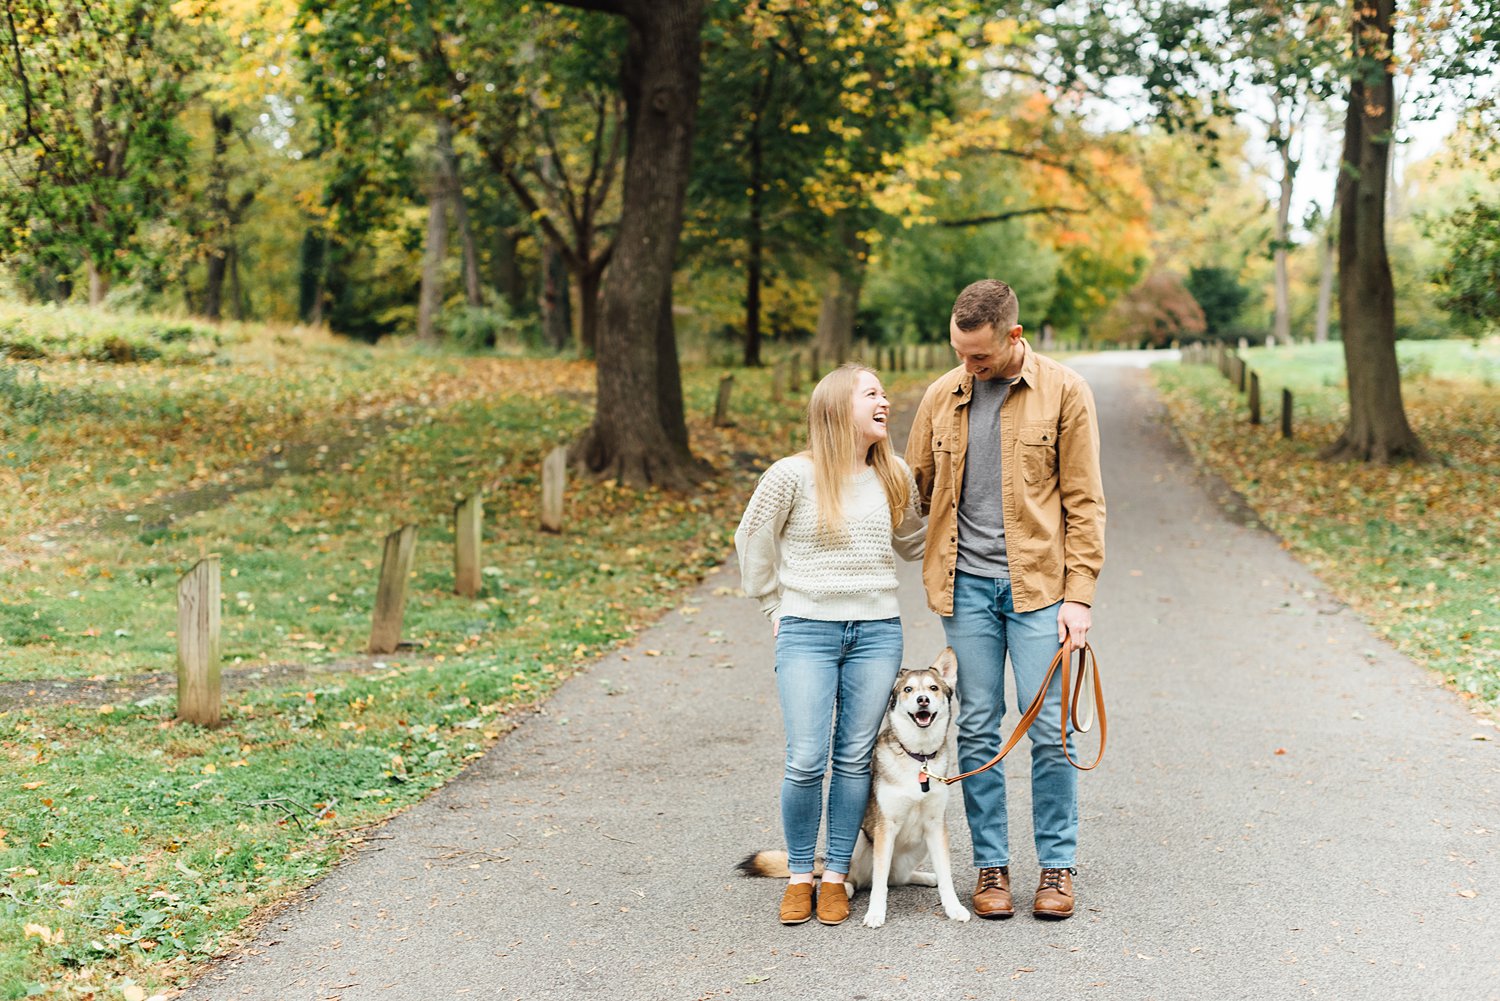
[815,916,849,926]
[976,909,1015,920]
[781,915,813,925]
[1032,909,1074,920]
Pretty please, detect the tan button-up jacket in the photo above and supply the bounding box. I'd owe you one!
[903,340,1106,615]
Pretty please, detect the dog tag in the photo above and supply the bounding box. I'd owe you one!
[918,770,930,793]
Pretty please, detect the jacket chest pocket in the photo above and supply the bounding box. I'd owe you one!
[1018,423,1058,484]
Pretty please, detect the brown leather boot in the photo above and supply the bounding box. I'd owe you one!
[1033,867,1076,919]
[972,866,1014,919]
[779,882,815,925]
[816,881,850,925]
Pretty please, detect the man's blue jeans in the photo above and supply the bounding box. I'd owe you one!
[943,570,1077,869]
[774,616,904,874]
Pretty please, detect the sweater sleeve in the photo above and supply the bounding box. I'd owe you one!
[734,459,800,622]
[891,459,926,562]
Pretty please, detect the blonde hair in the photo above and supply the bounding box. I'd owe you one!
[804,363,911,540]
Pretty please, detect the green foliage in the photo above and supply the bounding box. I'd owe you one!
[436,301,538,353]
[1427,196,1500,338]
[1186,266,1250,338]
[0,305,223,365]
[0,1,212,293]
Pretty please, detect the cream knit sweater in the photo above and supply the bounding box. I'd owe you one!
[734,454,925,623]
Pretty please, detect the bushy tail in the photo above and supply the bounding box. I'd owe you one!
[737,850,824,878]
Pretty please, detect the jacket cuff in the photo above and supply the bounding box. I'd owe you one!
[1063,571,1096,607]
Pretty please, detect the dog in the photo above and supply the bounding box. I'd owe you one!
[739,647,971,927]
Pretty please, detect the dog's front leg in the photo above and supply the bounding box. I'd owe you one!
[862,819,898,929]
[924,825,970,922]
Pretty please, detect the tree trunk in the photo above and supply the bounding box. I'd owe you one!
[1315,194,1336,344]
[495,225,525,315]
[417,123,451,344]
[228,244,247,320]
[814,225,866,365]
[742,53,775,369]
[1273,127,1295,346]
[203,252,227,322]
[1323,0,1429,464]
[541,241,572,351]
[566,0,706,489]
[579,261,604,357]
[438,119,484,307]
[86,259,108,305]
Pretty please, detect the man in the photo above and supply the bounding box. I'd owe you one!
[904,279,1106,920]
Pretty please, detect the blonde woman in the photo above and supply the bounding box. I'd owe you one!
[734,363,925,926]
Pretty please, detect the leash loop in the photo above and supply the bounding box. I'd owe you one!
[926,642,1106,786]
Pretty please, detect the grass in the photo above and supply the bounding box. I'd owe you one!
[1153,339,1499,713]
[0,308,940,999]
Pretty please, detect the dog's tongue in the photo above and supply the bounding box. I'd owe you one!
[913,710,934,727]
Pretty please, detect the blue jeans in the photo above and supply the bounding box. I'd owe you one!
[775,616,904,874]
[943,571,1077,869]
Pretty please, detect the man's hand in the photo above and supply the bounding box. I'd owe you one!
[1057,601,1091,652]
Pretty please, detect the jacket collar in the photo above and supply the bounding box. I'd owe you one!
[950,337,1037,401]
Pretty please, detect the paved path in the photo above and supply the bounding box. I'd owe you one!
[183,354,1499,1001]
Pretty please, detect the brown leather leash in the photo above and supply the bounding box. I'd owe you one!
[927,642,1106,785]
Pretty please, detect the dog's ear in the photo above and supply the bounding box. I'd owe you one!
[888,680,901,712]
[933,647,958,687]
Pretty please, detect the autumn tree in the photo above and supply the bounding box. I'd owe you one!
[550,0,707,488]
[1095,270,1207,347]
[0,0,211,304]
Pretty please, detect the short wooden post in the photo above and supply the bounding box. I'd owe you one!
[714,373,735,427]
[1236,356,1247,393]
[771,358,785,403]
[809,348,821,385]
[369,524,418,654]
[1248,371,1261,425]
[540,445,567,534]
[1281,388,1294,439]
[176,556,221,726]
[788,352,802,393]
[453,492,483,598]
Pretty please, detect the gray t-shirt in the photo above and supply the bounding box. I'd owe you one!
[956,375,1016,579]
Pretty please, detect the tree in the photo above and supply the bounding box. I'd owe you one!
[1428,195,1500,338]
[1095,271,1206,347]
[1186,266,1250,339]
[0,1,210,303]
[552,0,706,489]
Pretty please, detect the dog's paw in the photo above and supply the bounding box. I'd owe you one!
[862,908,887,929]
[946,905,971,922]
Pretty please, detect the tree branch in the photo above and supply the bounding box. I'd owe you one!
[938,205,1086,228]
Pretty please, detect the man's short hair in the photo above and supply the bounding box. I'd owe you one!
[952,279,1019,333]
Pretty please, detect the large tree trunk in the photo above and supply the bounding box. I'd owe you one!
[813,222,866,365]
[579,261,604,357]
[565,0,706,489]
[1323,0,1429,464]
[742,54,775,369]
[417,122,451,344]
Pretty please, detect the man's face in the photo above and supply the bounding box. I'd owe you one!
[950,318,1022,381]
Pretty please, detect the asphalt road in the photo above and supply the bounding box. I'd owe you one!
[181,353,1499,1001]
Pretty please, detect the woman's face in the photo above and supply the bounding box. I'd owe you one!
[851,370,890,452]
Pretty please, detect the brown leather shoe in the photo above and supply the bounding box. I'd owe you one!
[1033,867,1076,919]
[780,882,815,925]
[972,866,1014,919]
[816,881,850,925]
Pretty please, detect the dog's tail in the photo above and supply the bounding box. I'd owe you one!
[737,850,824,878]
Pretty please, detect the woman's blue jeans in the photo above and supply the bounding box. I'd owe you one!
[943,570,1078,869]
[774,615,904,874]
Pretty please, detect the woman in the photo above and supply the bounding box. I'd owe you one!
[734,363,925,926]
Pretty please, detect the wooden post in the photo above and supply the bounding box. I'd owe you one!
[1281,388,1294,439]
[176,556,221,726]
[540,445,567,533]
[788,352,802,393]
[1236,356,1247,393]
[453,492,483,598]
[771,358,785,403]
[809,348,820,386]
[713,373,735,427]
[369,524,418,654]
[1249,371,1261,425]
